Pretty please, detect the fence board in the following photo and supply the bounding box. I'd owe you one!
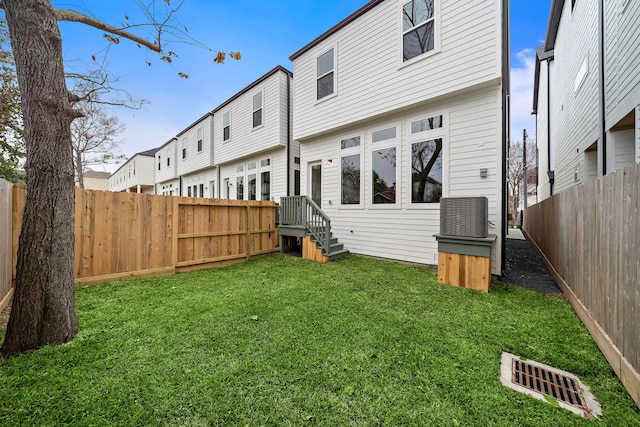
[524,163,640,408]
[0,179,13,310]
[11,188,278,285]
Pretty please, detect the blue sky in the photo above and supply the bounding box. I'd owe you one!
[52,0,552,171]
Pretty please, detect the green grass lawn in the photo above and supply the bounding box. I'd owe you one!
[1,254,638,426]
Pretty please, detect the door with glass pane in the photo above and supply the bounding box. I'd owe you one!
[309,162,322,207]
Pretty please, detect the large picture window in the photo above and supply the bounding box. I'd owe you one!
[341,154,360,204]
[372,148,397,204]
[317,48,335,100]
[248,174,257,200]
[411,138,443,203]
[236,176,244,200]
[261,171,270,201]
[402,0,435,62]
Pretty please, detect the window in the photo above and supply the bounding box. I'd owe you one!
[411,115,442,133]
[372,127,396,143]
[340,136,361,205]
[193,185,199,198]
[236,165,244,173]
[197,127,203,152]
[261,171,270,200]
[187,186,192,197]
[253,92,263,128]
[158,156,161,171]
[223,111,231,141]
[247,162,256,171]
[236,176,244,200]
[372,148,397,204]
[166,148,171,167]
[402,0,436,62]
[199,183,204,198]
[341,136,360,149]
[411,138,443,203]
[316,48,335,100]
[294,157,300,164]
[260,158,270,167]
[341,154,361,204]
[133,161,136,175]
[294,170,301,195]
[182,138,187,159]
[248,174,257,200]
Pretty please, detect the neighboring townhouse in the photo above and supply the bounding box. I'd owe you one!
[533,0,640,200]
[155,138,179,196]
[176,113,217,198]
[288,0,509,274]
[107,148,157,194]
[81,170,110,191]
[215,65,299,202]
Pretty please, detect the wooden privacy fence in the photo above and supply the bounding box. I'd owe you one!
[12,185,279,286]
[524,163,640,407]
[0,179,13,311]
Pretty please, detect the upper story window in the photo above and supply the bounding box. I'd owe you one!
[158,156,161,171]
[223,111,231,141]
[197,127,203,152]
[166,148,171,167]
[316,48,335,100]
[402,0,436,62]
[181,137,187,159]
[252,92,263,128]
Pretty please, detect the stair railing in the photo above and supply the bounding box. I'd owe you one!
[280,196,331,254]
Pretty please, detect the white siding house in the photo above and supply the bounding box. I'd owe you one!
[289,0,509,274]
[214,66,298,202]
[108,148,157,194]
[155,138,179,196]
[176,113,217,198]
[533,0,640,199]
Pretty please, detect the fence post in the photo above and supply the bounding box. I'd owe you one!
[172,199,179,268]
[245,206,251,261]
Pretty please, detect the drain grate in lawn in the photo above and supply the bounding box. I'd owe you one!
[500,352,601,419]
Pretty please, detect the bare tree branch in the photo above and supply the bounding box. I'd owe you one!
[54,8,162,52]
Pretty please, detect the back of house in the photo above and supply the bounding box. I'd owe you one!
[289,0,509,275]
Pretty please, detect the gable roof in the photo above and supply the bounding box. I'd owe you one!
[212,65,292,114]
[544,0,565,51]
[289,0,385,61]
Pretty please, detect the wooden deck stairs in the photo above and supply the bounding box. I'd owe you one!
[279,196,349,263]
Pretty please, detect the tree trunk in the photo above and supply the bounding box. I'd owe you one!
[75,149,84,189]
[1,0,79,357]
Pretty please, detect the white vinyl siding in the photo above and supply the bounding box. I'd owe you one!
[299,86,502,274]
[154,140,177,184]
[546,0,599,194]
[215,70,290,165]
[177,115,214,177]
[292,0,500,141]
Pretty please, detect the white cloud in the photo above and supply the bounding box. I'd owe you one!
[510,48,537,143]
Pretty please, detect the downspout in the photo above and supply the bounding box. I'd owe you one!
[599,0,607,175]
[547,60,554,196]
[500,0,510,276]
[286,72,291,197]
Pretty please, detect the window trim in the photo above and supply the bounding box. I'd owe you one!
[369,123,401,209]
[197,127,203,152]
[315,45,337,103]
[252,90,264,129]
[181,137,187,160]
[406,110,448,208]
[339,134,364,209]
[399,0,441,68]
[223,111,231,142]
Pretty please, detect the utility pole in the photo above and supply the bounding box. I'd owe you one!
[523,129,528,211]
